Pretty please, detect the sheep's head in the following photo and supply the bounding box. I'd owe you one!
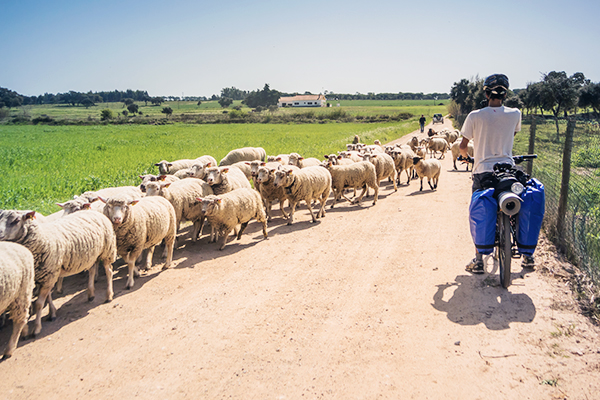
[196,195,221,216]
[101,196,139,226]
[0,210,36,242]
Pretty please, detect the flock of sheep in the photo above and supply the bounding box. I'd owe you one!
[0,126,471,360]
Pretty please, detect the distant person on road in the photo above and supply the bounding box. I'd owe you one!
[459,73,527,274]
[419,115,426,133]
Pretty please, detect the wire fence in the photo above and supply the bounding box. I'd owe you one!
[521,119,600,284]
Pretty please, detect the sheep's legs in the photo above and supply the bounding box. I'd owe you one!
[102,259,114,302]
[237,222,248,239]
[278,199,289,219]
[2,316,27,360]
[125,250,143,289]
[32,285,53,336]
[162,234,175,270]
[287,202,297,225]
[304,200,318,222]
[87,263,98,302]
[218,228,233,250]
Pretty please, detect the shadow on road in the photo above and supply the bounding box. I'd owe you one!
[431,274,537,330]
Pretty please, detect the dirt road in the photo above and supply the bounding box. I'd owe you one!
[1,119,599,399]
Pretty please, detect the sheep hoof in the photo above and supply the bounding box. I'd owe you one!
[47,315,56,322]
[104,298,112,304]
[88,296,95,302]
[1,354,11,361]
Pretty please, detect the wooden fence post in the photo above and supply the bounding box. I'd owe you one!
[527,117,537,176]
[556,118,576,250]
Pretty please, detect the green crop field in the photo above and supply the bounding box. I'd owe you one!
[6,99,449,123]
[0,120,421,215]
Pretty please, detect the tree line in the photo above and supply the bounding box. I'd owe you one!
[449,71,600,140]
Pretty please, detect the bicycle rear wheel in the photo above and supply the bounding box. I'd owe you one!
[498,213,512,288]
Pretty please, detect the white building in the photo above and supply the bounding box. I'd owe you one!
[278,94,327,108]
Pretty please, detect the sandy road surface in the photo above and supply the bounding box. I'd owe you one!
[1,119,599,399]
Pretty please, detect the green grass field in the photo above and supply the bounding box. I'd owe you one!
[0,120,420,215]
[7,99,449,122]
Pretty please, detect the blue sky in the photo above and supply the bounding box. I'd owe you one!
[1,0,599,97]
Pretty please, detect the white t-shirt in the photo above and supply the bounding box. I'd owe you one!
[461,105,521,174]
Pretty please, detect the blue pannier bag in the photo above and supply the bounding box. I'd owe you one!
[469,188,497,255]
[517,178,545,255]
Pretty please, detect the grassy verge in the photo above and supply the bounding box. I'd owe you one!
[0,121,418,215]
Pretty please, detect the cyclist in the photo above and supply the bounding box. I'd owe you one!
[458,74,534,274]
[419,114,426,133]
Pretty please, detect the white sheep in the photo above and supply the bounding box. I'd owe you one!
[0,242,34,359]
[324,161,379,208]
[273,166,331,225]
[173,168,192,179]
[205,166,252,195]
[144,178,214,241]
[230,161,253,181]
[139,174,180,193]
[288,153,322,169]
[255,165,290,221]
[450,140,474,171]
[80,186,143,204]
[154,159,197,175]
[427,137,449,159]
[196,188,268,250]
[409,136,419,151]
[412,156,442,191]
[0,209,117,337]
[361,153,398,191]
[219,147,266,166]
[391,147,416,185]
[267,154,290,165]
[101,195,176,289]
[338,150,363,163]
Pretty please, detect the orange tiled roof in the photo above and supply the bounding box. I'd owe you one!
[279,94,326,102]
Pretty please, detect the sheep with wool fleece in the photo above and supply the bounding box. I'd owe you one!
[205,165,252,195]
[255,165,291,221]
[139,174,180,193]
[196,188,268,250]
[154,159,197,175]
[219,147,266,166]
[0,209,117,337]
[412,156,442,191]
[267,154,290,165]
[273,166,331,225]
[450,140,474,171]
[427,137,449,159]
[101,195,176,289]
[361,153,398,192]
[391,147,416,185]
[324,161,378,208]
[288,153,322,169]
[0,241,34,359]
[144,178,213,242]
[80,186,143,204]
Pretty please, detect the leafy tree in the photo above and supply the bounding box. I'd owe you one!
[122,98,135,107]
[578,82,600,115]
[127,103,139,115]
[218,97,233,108]
[504,95,523,109]
[122,110,128,117]
[100,109,114,121]
[151,97,164,106]
[540,71,584,141]
[243,84,280,108]
[81,97,95,108]
[0,87,23,108]
[220,87,247,101]
[161,106,173,117]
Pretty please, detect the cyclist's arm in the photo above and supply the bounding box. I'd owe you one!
[459,137,470,158]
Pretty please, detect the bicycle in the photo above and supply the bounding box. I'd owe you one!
[461,154,541,288]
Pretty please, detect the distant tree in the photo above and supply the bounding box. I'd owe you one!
[122,98,135,107]
[127,103,139,115]
[151,97,164,106]
[81,97,95,108]
[0,87,23,108]
[161,106,173,117]
[100,109,114,121]
[220,87,247,101]
[243,84,280,108]
[122,110,128,117]
[218,97,233,108]
[540,71,584,141]
[579,82,600,115]
[504,95,523,109]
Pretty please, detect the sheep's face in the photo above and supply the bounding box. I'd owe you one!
[205,167,225,185]
[0,210,34,242]
[154,161,171,175]
[198,196,221,216]
[58,198,88,215]
[144,182,161,197]
[249,161,262,177]
[189,163,208,179]
[273,170,292,189]
[139,174,158,192]
[256,167,273,184]
[103,198,137,226]
[288,153,302,167]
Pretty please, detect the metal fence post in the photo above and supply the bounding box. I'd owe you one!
[527,117,537,176]
[556,118,576,251]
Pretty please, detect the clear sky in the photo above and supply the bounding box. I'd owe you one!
[1,0,599,98]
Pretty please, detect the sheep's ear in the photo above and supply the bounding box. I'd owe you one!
[196,197,203,202]
[299,156,305,160]
[245,162,251,165]
[324,155,329,159]
[337,155,342,159]
[286,169,294,176]
[138,175,144,180]
[215,198,222,204]
[269,168,276,173]
[206,162,212,168]
[162,182,172,188]
[372,154,378,158]
[158,175,167,181]
[24,211,36,220]
[261,162,266,166]
[275,156,282,161]
[128,199,140,206]
[167,163,173,167]
[56,202,65,208]
[222,168,229,174]
[154,163,160,166]
[98,196,107,204]
[82,203,91,210]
